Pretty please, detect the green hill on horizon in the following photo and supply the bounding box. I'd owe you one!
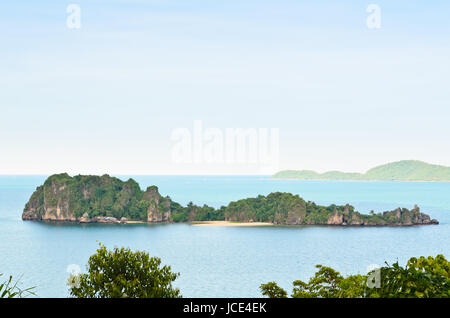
[272,160,450,182]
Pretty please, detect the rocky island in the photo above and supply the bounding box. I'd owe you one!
[22,173,439,226]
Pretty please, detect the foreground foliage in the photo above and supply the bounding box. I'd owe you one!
[0,274,35,298]
[260,255,450,298]
[69,244,181,298]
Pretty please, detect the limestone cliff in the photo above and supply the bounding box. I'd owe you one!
[143,186,171,222]
[22,173,172,223]
[225,193,438,226]
[322,204,438,226]
[23,174,439,226]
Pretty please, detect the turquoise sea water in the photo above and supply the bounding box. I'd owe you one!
[0,175,449,297]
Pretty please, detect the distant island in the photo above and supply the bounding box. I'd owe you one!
[22,173,438,226]
[272,160,450,182]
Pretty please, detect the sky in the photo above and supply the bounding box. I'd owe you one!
[0,0,449,175]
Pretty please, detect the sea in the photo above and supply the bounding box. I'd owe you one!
[0,175,449,297]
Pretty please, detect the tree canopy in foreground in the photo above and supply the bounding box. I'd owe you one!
[69,244,181,298]
[261,255,450,298]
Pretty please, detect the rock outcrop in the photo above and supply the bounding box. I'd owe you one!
[22,174,439,227]
[143,186,171,222]
[323,204,438,226]
[22,173,172,224]
[226,193,438,227]
[327,210,344,225]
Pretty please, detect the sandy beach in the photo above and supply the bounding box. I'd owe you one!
[191,221,273,227]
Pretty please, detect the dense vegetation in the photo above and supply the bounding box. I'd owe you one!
[260,254,450,298]
[223,192,436,225]
[169,200,225,222]
[24,173,150,220]
[23,173,438,225]
[68,244,181,298]
[68,248,450,298]
[273,160,450,181]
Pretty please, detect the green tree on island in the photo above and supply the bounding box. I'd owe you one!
[68,244,181,298]
[260,255,450,298]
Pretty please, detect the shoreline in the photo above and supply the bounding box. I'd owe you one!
[190,221,273,227]
[271,178,450,183]
[25,219,439,227]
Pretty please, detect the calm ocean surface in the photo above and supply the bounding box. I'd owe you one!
[0,175,449,297]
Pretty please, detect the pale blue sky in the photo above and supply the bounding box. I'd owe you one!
[1,1,449,174]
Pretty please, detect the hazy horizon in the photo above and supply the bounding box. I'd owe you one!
[0,159,448,177]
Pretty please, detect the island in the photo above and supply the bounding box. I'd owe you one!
[272,160,450,182]
[22,173,438,226]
